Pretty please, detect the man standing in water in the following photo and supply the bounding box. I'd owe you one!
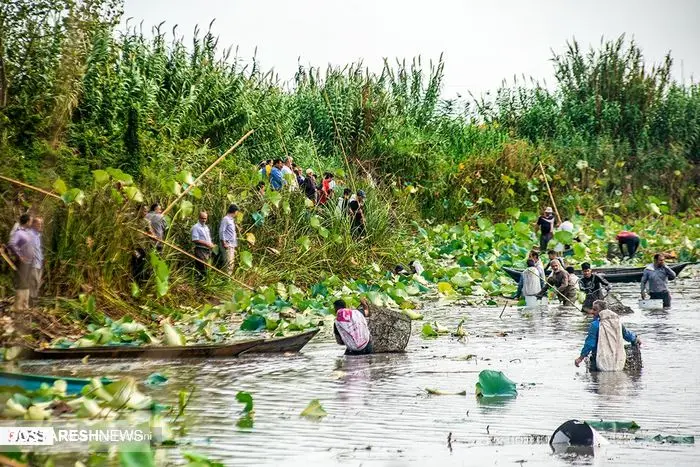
[536,260,576,306]
[7,214,33,311]
[579,262,611,311]
[641,253,676,309]
[219,204,239,275]
[575,300,640,371]
[535,207,556,252]
[191,211,215,279]
[28,217,44,306]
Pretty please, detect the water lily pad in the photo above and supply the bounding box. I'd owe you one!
[300,399,327,419]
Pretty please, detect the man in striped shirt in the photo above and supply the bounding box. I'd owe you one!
[219,204,239,275]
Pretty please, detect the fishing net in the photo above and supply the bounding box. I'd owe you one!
[605,294,634,314]
[624,344,643,371]
[367,305,411,353]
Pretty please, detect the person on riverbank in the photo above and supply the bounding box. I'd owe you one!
[269,159,285,191]
[302,169,317,202]
[191,211,215,279]
[616,231,640,259]
[219,204,239,275]
[513,259,544,306]
[145,203,167,251]
[7,214,33,311]
[575,300,641,371]
[536,260,576,306]
[28,217,44,306]
[294,166,305,187]
[318,173,333,205]
[333,298,373,355]
[641,253,676,309]
[348,190,367,238]
[281,157,296,190]
[557,217,575,257]
[536,207,556,251]
[337,188,352,214]
[579,262,611,311]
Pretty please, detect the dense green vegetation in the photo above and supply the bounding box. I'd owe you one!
[0,0,698,321]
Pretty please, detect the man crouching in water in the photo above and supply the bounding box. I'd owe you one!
[333,298,373,355]
[575,300,641,371]
[536,260,577,306]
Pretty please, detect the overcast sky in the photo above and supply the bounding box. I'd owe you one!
[122,0,700,98]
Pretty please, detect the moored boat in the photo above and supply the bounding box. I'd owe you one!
[19,329,319,360]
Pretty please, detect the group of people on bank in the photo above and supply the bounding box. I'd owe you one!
[138,158,369,280]
[258,157,368,238]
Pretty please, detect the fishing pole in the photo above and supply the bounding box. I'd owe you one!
[524,268,582,312]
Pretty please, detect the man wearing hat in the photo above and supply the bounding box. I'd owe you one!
[219,204,240,275]
[349,190,367,238]
[536,207,556,252]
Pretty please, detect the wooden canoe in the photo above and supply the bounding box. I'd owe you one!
[22,338,263,360]
[0,371,111,394]
[241,328,319,354]
[503,262,693,284]
[20,329,319,360]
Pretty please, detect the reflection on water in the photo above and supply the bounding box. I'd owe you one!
[12,269,700,466]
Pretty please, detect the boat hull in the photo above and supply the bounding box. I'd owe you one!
[503,263,693,284]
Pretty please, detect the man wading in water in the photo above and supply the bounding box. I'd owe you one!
[575,301,641,371]
[579,262,611,312]
[641,253,676,309]
[333,298,373,355]
[536,260,577,306]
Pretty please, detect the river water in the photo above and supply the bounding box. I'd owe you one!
[18,268,700,466]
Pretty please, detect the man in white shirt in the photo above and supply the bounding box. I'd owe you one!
[281,156,296,190]
[219,204,239,275]
[191,211,214,279]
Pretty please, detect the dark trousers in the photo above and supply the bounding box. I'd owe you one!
[539,232,553,251]
[194,247,211,279]
[619,237,640,258]
[650,291,671,308]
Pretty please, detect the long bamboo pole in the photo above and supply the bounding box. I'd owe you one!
[0,175,61,200]
[0,247,17,271]
[162,129,255,216]
[538,161,562,224]
[132,228,254,291]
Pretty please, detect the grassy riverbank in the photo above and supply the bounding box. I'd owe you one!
[1,0,699,343]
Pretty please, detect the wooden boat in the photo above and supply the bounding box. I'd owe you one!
[502,262,693,284]
[22,338,263,360]
[0,371,111,394]
[241,328,319,354]
[20,329,319,360]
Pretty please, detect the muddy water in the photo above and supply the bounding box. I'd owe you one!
[20,269,700,466]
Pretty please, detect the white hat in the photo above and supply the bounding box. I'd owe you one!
[306,168,314,175]
[545,207,553,213]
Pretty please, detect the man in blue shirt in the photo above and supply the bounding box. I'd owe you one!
[7,214,33,311]
[575,300,641,369]
[191,211,214,279]
[269,159,285,191]
[218,204,239,275]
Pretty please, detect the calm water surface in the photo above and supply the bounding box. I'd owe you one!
[19,268,700,466]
